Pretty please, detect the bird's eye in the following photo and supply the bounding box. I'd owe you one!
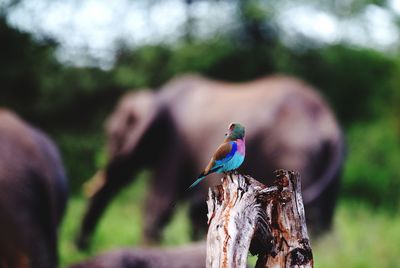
[229,123,236,129]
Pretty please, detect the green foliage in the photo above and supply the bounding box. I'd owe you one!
[0,16,57,122]
[112,45,172,88]
[241,1,267,22]
[55,132,105,193]
[167,40,236,77]
[110,37,279,91]
[275,45,396,124]
[342,119,400,208]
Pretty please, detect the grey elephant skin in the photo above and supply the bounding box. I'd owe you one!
[70,241,206,268]
[77,74,345,249]
[0,109,68,268]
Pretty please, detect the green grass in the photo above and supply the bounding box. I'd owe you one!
[313,200,400,267]
[60,176,400,267]
[59,173,148,266]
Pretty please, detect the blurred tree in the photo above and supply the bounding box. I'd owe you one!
[306,0,387,17]
[344,119,400,208]
[112,44,173,88]
[0,16,56,121]
[274,44,396,124]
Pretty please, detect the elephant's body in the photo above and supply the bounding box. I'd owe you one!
[0,109,68,268]
[70,242,206,268]
[163,75,342,189]
[77,74,344,248]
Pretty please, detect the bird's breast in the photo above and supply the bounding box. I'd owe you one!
[229,153,245,170]
[236,138,245,156]
[217,152,244,172]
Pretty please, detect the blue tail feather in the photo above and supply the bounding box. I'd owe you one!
[187,175,206,190]
[187,166,221,191]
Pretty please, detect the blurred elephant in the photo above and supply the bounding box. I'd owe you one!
[77,74,345,249]
[70,241,206,268]
[0,109,68,268]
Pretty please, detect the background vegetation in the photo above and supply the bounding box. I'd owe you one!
[1,0,400,267]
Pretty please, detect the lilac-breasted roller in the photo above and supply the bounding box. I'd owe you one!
[187,123,246,190]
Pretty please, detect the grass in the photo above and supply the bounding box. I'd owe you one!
[59,173,148,266]
[59,176,400,268]
[313,200,400,267]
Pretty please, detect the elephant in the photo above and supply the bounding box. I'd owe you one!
[0,109,68,268]
[70,241,206,268]
[76,74,345,249]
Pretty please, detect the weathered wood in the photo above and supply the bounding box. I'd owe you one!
[206,170,313,268]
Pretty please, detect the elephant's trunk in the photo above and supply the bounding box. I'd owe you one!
[83,169,106,198]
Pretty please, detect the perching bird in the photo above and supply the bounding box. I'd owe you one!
[187,122,245,190]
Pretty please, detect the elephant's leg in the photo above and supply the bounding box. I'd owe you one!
[76,179,124,250]
[15,190,60,268]
[0,217,30,268]
[142,146,184,244]
[26,225,57,268]
[305,174,340,236]
[143,180,178,244]
[76,159,135,250]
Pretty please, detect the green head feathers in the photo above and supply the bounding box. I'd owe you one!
[226,122,245,140]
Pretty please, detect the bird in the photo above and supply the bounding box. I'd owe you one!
[187,122,246,190]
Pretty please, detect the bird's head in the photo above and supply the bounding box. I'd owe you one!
[225,122,245,140]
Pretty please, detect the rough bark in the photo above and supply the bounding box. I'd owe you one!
[206,170,313,268]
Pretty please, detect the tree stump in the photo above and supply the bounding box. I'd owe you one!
[206,170,313,268]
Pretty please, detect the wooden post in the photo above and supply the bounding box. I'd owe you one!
[206,170,313,268]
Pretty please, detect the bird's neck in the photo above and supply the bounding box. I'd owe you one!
[224,137,245,155]
[225,136,244,142]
